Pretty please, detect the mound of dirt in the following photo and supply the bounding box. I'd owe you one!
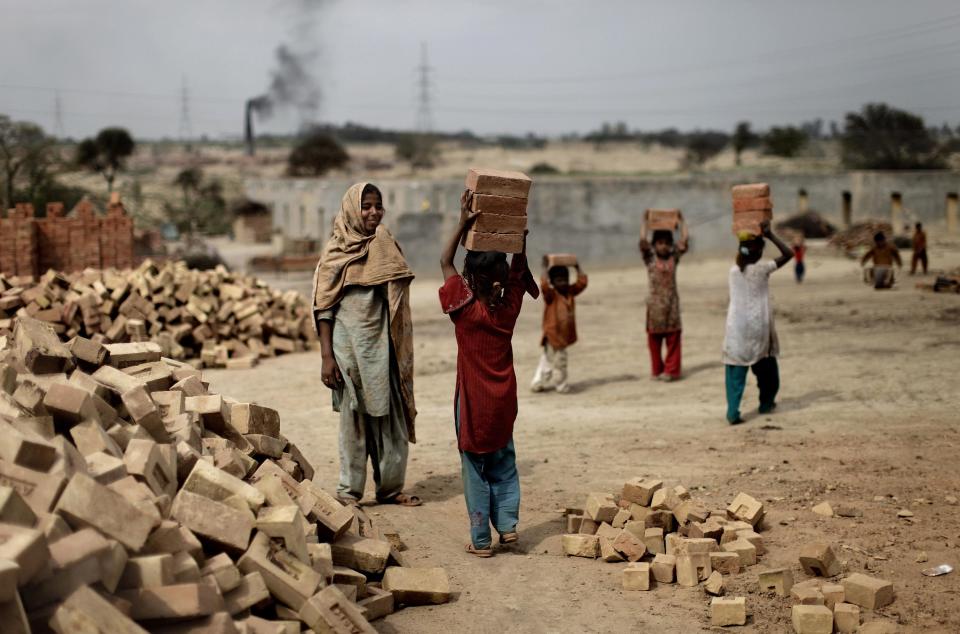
[775,211,836,239]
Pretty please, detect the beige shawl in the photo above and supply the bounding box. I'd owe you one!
[312,182,417,441]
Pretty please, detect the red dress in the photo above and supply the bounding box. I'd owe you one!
[439,254,534,454]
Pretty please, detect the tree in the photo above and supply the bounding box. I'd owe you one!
[683,131,728,167]
[287,130,349,176]
[165,167,228,235]
[763,126,807,158]
[76,127,135,192]
[0,115,53,211]
[841,103,945,169]
[731,121,757,166]
[394,133,437,169]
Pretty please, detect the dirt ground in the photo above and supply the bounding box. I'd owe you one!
[207,243,960,634]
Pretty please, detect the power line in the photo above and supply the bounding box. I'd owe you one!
[415,41,433,134]
[178,74,192,141]
[53,91,65,138]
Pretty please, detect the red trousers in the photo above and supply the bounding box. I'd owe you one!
[647,330,682,378]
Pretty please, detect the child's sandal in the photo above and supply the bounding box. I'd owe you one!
[465,543,493,558]
[499,532,519,544]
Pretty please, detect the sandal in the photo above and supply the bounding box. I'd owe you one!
[465,543,493,558]
[499,532,519,544]
[381,493,422,507]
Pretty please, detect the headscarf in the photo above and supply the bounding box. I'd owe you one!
[311,182,418,440]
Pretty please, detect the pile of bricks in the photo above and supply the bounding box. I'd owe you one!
[562,479,767,627]
[562,478,896,631]
[785,545,894,633]
[731,183,774,236]
[0,197,134,278]
[0,316,449,632]
[0,260,318,370]
[828,221,893,251]
[462,168,531,254]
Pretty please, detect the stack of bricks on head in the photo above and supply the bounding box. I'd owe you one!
[563,479,895,631]
[731,183,774,236]
[0,316,450,633]
[462,168,532,254]
[645,209,681,233]
[0,260,320,372]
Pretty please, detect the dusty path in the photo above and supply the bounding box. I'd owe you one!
[207,247,960,633]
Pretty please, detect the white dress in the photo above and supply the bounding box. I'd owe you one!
[722,260,779,366]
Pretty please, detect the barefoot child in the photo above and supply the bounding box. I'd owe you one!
[639,213,688,381]
[439,190,539,557]
[530,257,588,393]
[723,220,793,424]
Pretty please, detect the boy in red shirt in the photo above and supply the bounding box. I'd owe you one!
[439,191,538,557]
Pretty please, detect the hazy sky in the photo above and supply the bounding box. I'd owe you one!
[2,0,959,139]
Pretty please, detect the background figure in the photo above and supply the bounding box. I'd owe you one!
[861,231,902,289]
[723,220,793,424]
[640,215,688,382]
[793,236,806,283]
[911,222,928,275]
[531,261,588,393]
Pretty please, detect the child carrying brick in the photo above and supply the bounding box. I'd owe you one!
[639,213,688,381]
[438,190,539,557]
[723,220,793,424]
[530,258,588,394]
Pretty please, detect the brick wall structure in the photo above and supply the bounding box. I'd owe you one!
[0,195,133,278]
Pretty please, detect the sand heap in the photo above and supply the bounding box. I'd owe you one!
[0,316,449,632]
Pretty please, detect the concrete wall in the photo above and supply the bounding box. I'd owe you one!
[245,172,959,273]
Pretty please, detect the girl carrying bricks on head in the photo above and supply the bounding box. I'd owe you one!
[312,182,421,507]
[723,220,793,424]
[438,190,539,557]
[639,212,689,382]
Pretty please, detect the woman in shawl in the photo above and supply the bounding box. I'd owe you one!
[312,182,421,506]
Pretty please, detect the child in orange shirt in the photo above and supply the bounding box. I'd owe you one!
[530,260,587,394]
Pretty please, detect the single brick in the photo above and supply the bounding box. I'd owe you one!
[820,582,844,609]
[472,213,527,234]
[622,562,651,591]
[833,602,861,633]
[238,532,322,611]
[118,582,225,620]
[711,597,747,627]
[841,572,894,610]
[223,571,270,615]
[469,192,529,216]
[54,472,155,551]
[381,566,450,606]
[298,584,376,634]
[643,527,664,555]
[798,542,842,578]
[50,584,148,634]
[465,168,532,199]
[704,570,724,596]
[722,538,757,566]
[757,567,793,596]
[462,230,524,254]
[791,604,833,634]
[330,534,391,575]
[710,551,741,575]
[170,489,253,552]
[733,196,773,212]
[727,492,764,527]
[731,183,770,199]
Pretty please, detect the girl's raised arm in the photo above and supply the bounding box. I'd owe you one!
[441,189,479,280]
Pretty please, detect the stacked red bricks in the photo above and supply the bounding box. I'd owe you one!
[0,316,450,632]
[731,183,773,236]
[462,168,531,254]
[0,197,134,278]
